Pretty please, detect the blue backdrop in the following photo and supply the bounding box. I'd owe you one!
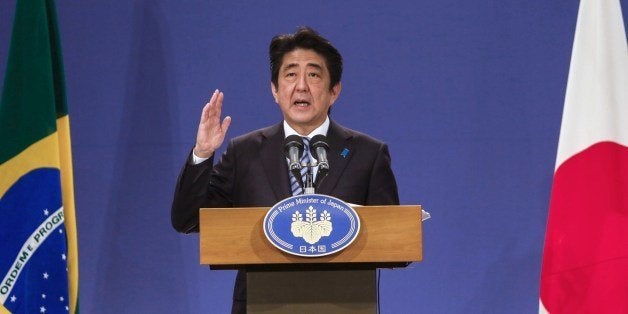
[2,1,627,313]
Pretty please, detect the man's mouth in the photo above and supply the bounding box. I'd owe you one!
[294,101,310,107]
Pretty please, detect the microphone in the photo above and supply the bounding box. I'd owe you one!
[284,135,305,188]
[309,135,330,186]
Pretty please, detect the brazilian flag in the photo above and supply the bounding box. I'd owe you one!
[0,0,79,313]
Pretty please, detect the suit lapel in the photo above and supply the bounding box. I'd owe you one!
[316,120,353,195]
[260,123,292,201]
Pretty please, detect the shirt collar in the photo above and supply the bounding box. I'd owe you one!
[283,116,330,140]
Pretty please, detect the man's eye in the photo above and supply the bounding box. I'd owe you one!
[308,73,320,78]
[286,73,296,77]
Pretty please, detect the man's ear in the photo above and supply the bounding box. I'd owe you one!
[270,82,279,103]
[330,82,342,105]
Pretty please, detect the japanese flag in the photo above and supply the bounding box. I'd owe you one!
[539,0,628,313]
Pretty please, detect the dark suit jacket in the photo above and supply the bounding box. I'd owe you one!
[171,119,399,313]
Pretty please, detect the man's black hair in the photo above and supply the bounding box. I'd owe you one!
[269,26,343,91]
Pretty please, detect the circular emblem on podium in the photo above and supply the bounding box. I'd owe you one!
[263,194,360,257]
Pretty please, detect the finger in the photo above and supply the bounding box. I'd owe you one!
[208,89,219,104]
[200,89,218,120]
[200,101,211,124]
[221,116,232,134]
[204,89,218,112]
[207,90,224,120]
[213,91,225,115]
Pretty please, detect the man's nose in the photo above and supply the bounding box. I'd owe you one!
[296,74,309,92]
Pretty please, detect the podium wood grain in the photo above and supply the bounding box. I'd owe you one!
[199,205,422,267]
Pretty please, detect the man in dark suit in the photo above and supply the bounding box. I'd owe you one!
[171,26,399,314]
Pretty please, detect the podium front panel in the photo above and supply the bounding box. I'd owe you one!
[199,205,422,268]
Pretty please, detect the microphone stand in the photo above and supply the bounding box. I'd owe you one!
[303,163,315,195]
[301,160,329,195]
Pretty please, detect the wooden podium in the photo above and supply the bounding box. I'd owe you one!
[200,205,422,313]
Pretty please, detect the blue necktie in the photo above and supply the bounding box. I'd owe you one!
[290,137,310,195]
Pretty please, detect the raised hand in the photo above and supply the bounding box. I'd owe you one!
[193,89,232,158]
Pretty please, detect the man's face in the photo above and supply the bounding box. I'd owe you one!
[272,48,341,135]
